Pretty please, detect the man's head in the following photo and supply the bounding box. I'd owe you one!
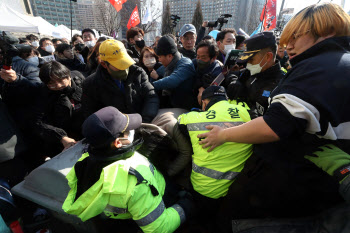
[72,34,84,46]
[277,43,286,59]
[19,38,30,45]
[26,34,39,42]
[39,61,72,91]
[82,28,97,49]
[235,35,246,50]
[216,29,236,55]
[196,40,219,70]
[179,24,197,51]
[237,32,277,75]
[201,86,228,111]
[280,3,350,60]
[154,36,161,47]
[52,38,62,48]
[61,38,70,44]
[99,39,135,80]
[82,106,142,151]
[126,27,145,49]
[39,38,55,54]
[56,44,74,59]
[156,35,178,67]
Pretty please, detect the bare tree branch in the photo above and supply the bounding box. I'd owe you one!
[94,0,121,36]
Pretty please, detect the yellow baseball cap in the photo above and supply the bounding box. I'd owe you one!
[99,39,135,70]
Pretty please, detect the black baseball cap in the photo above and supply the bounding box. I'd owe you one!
[201,86,228,101]
[82,106,142,148]
[237,31,276,63]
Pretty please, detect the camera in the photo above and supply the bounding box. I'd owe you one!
[208,14,232,31]
[0,31,20,69]
[171,15,181,29]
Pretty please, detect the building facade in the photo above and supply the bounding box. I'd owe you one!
[164,0,265,34]
[29,0,79,29]
[4,0,33,16]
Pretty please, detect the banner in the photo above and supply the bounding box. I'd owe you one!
[260,0,276,31]
[250,22,262,36]
[141,7,153,24]
[108,0,127,12]
[127,6,140,29]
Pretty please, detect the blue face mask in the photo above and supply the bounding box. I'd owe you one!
[27,56,39,67]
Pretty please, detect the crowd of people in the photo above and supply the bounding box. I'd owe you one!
[1,2,350,233]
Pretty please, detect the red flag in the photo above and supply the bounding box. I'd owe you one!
[127,6,140,29]
[260,0,276,31]
[108,0,127,12]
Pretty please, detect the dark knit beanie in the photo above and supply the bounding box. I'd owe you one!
[156,35,178,56]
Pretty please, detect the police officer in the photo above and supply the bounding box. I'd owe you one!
[227,32,285,117]
[177,86,252,228]
[62,107,192,233]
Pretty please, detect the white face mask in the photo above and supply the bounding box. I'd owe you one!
[27,56,39,67]
[144,57,156,68]
[31,41,39,47]
[85,40,96,49]
[224,44,236,55]
[45,45,55,53]
[120,130,135,145]
[246,54,267,76]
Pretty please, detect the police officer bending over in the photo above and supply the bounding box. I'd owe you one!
[178,86,252,228]
[63,107,191,233]
[227,32,285,117]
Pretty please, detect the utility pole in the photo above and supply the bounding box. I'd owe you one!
[70,0,77,39]
[277,0,286,26]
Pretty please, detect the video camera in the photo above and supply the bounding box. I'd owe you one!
[208,14,232,31]
[170,15,181,29]
[0,31,33,70]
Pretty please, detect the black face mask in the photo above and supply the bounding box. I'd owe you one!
[57,85,74,95]
[75,43,86,52]
[135,40,145,49]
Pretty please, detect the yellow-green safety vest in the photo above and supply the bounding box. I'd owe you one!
[178,100,253,199]
[62,151,184,233]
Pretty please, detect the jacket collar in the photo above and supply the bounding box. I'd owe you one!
[290,36,350,67]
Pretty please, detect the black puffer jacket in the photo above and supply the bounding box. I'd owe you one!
[82,64,159,123]
[35,71,85,144]
[56,57,86,73]
[125,43,140,64]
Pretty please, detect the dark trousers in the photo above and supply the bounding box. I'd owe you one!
[216,153,344,233]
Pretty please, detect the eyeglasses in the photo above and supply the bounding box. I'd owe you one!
[289,30,310,43]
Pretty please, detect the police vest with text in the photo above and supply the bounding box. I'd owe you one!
[178,100,253,199]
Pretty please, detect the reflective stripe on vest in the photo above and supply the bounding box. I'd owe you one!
[149,164,155,175]
[134,200,165,227]
[186,121,245,131]
[171,204,186,224]
[105,204,128,214]
[192,161,239,180]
